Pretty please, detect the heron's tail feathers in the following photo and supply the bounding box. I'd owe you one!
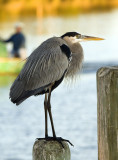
[9,77,25,105]
[10,90,34,105]
[10,77,50,105]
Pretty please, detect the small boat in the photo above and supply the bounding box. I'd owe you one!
[0,57,24,75]
[0,42,25,75]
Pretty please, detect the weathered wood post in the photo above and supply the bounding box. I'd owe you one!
[32,139,71,160]
[97,66,118,160]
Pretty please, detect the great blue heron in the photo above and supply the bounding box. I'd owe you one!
[9,32,103,146]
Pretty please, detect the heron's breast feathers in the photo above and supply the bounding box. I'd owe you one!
[65,42,84,78]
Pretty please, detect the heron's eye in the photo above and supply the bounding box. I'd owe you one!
[76,34,81,39]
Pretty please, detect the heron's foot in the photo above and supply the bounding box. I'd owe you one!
[37,136,74,148]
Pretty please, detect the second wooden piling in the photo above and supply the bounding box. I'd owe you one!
[97,66,118,160]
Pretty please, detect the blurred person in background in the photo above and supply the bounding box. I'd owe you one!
[0,22,26,59]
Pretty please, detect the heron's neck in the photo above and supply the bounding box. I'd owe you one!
[63,37,74,47]
[63,37,84,79]
[63,37,82,54]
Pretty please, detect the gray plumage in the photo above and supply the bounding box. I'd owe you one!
[64,38,83,78]
[9,31,103,144]
[10,32,84,105]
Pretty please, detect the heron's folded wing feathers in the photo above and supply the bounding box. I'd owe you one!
[19,41,69,91]
[9,38,69,103]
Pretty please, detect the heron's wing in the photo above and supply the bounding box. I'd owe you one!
[9,38,71,104]
[19,39,69,91]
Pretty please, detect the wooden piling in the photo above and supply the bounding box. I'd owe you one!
[97,66,118,160]
[32,139,71,160]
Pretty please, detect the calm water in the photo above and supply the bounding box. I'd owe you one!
[0,9,118,160]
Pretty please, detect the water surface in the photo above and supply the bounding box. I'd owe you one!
[0,10,118,160]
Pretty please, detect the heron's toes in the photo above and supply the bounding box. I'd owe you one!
[60,138,74,146]
[36,137,73,148]
[54,137,74,147]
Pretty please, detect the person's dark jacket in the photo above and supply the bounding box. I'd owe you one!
[4,32,25,51]
[1,32,25,57]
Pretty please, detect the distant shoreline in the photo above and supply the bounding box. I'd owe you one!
[0,0,118,19]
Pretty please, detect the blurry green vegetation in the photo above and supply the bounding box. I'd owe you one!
[0,0,118,19]
[0,42,7,57]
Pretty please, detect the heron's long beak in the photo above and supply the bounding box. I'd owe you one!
[80,35,104,41]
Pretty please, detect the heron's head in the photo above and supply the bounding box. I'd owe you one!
[61,32,104,43]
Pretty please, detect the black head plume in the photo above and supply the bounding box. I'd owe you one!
[61,32,80,38]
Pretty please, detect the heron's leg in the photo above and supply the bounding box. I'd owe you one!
[37,87,73,148]
[44,93,48,138]
[47,86,56,138]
